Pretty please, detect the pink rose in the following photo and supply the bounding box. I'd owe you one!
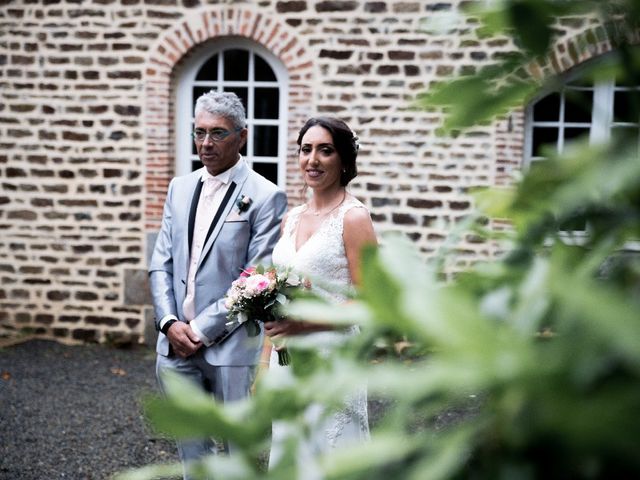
[245,274,270,294]
[241,267,256,277]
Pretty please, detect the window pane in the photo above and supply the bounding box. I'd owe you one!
[252,162,278,184]
[191,159,202,171]
[253,125,279,157]
[613,89,640,123]
[564,127,589,143]
[533,92,560,122]
[193,86,214,104]
[225,87,248,113]
[255,55,276,81]
[611,126,640,155]
[195,54,218,81]
[532,127,558,157]
[564,88,593,123]
[224,49,249,81]
[255,88,279,119]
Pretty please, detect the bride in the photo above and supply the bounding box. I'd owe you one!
[263,116,378,472]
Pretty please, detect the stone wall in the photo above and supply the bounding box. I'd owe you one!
[0,0,616,344]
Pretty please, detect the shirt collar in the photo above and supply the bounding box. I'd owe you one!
[199,156,243,185]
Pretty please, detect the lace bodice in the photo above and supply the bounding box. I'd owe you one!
[272,196,366,302]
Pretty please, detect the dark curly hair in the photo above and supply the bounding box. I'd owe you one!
[296,117,359,186]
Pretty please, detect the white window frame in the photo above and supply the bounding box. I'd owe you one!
[524,80,611,168]
[175,38,289,188]
[524,54,639,244]
[524,61,638,167]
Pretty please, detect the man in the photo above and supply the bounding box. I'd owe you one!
[148,91,287,478]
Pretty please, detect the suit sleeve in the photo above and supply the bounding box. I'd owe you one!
[148,179,178,330]
[247,188,288,267]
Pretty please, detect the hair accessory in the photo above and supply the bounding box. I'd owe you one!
[350,129,360,151]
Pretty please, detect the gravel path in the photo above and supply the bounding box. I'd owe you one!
[0,339,178,480]
[0,338,408,480]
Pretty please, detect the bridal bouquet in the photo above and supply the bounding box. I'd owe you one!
[224,265,302,365]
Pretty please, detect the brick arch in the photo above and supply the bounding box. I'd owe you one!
[532,24,640,79]
[143,7,314,231]
[494,24,640,187]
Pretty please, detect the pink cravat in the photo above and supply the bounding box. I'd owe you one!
[182,177,224,321]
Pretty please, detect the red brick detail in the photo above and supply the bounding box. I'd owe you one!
[494,111,525,187]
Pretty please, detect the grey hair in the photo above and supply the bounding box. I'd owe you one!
[194,90,247,129]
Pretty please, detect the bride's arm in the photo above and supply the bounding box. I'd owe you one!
[343,206,378,286]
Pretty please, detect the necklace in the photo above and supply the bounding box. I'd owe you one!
[307,191,346,217]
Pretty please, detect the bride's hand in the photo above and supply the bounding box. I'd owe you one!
[263,319,306,338]
[264,318,333,339]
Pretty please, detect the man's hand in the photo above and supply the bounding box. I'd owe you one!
[167,321,202,358]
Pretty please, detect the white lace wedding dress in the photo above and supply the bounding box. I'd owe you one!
[268,196,370,473]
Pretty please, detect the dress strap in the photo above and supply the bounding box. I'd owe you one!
[283,204,305,239]
[336,196,367,220]
[324,196,367,234]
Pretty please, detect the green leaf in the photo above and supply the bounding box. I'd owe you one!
[549,252,640,364]
[321,433,423,479]
[358,242,415,333]
[193,454,260,480]
[406,428,476,480]
[244,319,260,337]
[114,463,183,480]
[508,256,552,335]
[418,71,538,133]
[145,371,270,448]
[468,3,512,38]
[283,298,371,326]
[474,187,517,219]
[509,0,554,56]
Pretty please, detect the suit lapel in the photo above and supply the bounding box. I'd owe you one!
[187,178,204,254]
[204,181,236,245]
[196,160,250,272]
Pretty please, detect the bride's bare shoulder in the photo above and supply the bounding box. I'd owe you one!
[343,197,370,224]
[343,200,376,244]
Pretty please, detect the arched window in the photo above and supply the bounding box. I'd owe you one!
[524,53,639,234]
[525,56,639,165]
[175,38,288,187]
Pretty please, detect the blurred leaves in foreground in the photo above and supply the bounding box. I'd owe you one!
[118,0,640,479]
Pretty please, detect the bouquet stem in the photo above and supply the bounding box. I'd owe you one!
[277,348,290,366]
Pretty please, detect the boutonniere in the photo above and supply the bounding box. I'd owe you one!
[236,195,252,213]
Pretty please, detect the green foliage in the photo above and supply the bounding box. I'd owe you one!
[418,64,539,133]
[421,0,640,135]
[119,1,640,479]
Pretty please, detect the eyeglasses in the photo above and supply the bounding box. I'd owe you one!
[192,127,243,143]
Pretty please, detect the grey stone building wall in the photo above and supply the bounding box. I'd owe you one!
[0,0,616,344]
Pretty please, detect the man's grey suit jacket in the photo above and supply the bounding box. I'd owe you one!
[148,159,287,366]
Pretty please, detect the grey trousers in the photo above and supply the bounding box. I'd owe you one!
[156,350,256,480]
